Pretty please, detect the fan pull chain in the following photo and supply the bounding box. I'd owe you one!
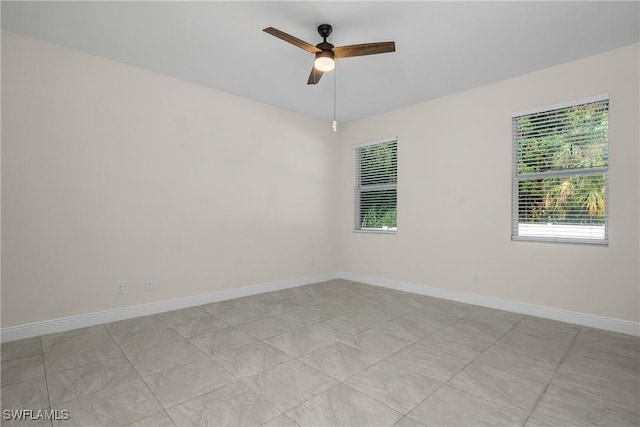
[332,66,338,132]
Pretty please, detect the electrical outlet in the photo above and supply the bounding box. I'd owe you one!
[145,282,153,291]
[472,274,479,283]
[117,284,125,294]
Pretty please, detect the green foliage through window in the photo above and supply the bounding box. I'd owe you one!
[356,141,398,230]
[513,99,608,242]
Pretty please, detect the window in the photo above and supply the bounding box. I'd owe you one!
[512,96,609,244]
[355,139,397,232]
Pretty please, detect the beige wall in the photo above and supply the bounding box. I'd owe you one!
[338,44,640,322]
[2,30,638,329]
[1,31,338,327]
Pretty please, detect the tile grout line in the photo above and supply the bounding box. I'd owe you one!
[44,326,133,424]
[38,336,54,427]
[236,291,416,424]
[104,323,178,427]
[305,299,479,421]
[278,300,466,422]
[280,293,491,423]
[521,325,582,426]
[419,314,532,424]
[173,324,292,424]
[139,335,248,415]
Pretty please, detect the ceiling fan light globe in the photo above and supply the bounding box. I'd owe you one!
[313,52,336,73]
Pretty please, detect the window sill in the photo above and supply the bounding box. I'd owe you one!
[512,236,608,246]
[354,228,397,235]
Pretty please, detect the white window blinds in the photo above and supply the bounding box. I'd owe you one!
[512,97,609,244]
[355,139,398,232]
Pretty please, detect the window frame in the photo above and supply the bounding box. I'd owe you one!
[511,95,609,245]
[354,137,398,234]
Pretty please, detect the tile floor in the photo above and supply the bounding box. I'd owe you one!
[1,280,639,426]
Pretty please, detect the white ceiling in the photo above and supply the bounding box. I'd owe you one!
[2,1,639,123]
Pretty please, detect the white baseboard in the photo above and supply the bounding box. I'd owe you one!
[0,272,338,343]
[339,272,640,337]
[3,270,638,342]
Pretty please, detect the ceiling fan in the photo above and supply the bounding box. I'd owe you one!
[263,24,395,85]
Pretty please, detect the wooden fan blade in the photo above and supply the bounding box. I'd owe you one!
[333,41,395,59]
[263,27,322,53]
[307,66,324,85]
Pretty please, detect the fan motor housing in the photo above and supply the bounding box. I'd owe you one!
[316,41,334,51]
